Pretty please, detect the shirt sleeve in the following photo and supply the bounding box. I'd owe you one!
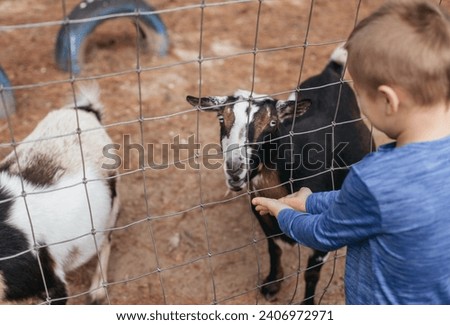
[277,168,382,252]
[305,190,340,214]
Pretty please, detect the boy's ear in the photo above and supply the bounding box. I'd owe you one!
[186,95,228,111]
[378,85,400,116]
[276,99,312,122]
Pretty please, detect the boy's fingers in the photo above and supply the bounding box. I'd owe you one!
[252,197,262,205]
[255,205,270,215]
[252,197,270,206]
[252,197,275,216]
[254,204,263,212]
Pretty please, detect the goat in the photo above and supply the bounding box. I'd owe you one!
[0,84,119,304]
[186,46,374,304]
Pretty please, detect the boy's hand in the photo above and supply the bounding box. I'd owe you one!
[252,197,291,218]
[252,187,312,218]
[279,187,312,212]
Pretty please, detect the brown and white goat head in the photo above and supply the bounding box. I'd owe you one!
[187,90,311,192]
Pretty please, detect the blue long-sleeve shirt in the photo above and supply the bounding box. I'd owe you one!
[277,136,450,304]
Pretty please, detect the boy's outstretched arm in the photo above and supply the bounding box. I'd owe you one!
[254,169,382,252]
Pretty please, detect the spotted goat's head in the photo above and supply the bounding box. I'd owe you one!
[187,90,311,191]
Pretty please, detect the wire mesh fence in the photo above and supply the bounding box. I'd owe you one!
[1,0,447,305]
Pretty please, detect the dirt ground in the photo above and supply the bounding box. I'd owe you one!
[2,0,445,305]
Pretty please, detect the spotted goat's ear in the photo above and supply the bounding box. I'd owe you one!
[186,95,230,111]
[276,98,312,122]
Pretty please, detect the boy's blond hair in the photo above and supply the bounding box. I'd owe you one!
[345,0,450,107]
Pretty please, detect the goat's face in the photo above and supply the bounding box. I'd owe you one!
[187,90,311,191]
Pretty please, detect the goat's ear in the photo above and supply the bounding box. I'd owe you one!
[186,95,228,111]
[276,99,312,122]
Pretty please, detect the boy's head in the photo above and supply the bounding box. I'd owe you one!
[345,0,450,108]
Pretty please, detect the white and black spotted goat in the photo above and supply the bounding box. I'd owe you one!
[0,84,119,304]
[187,46,373,304]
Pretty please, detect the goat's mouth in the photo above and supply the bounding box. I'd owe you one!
[226,178,246,192]
[223,158,250,191]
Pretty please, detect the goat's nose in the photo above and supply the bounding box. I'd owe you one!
[227,173,241,182]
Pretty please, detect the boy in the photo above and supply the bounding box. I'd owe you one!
[252,0,450,304]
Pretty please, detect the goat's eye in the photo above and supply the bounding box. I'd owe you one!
[218,115,224,123]
[269,120,277,127]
